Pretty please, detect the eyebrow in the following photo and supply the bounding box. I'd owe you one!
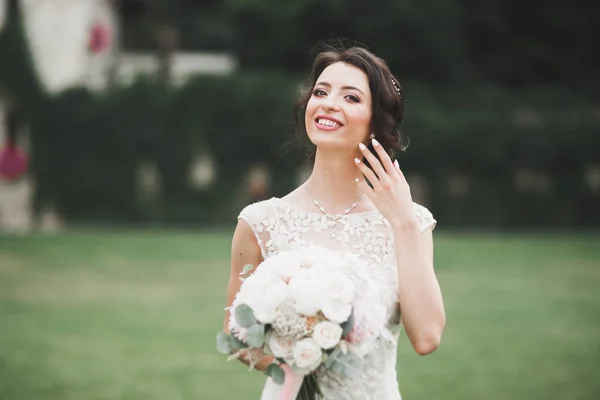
[315,81,365,96]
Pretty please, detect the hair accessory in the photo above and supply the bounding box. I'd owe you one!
[391,77,402,99]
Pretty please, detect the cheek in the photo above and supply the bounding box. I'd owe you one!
[347,107,371,131]
[305,98,319,123]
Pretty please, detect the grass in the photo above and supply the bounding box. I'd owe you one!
[0,230,599,400]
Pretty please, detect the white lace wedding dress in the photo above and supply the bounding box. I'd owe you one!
[238,197,436,400]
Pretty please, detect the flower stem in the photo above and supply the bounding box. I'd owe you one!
[296,373,321,400]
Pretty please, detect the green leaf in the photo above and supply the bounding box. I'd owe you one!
[245,323,266,347]
[389,320,403,334]
[265,363,285,384]
[229,333,248,350]
[234,304,257,328]
[341,312,355,337]
[324,348,341,369]
[216,332,232,355]
[241,263,255,275]
[325,349,364,379]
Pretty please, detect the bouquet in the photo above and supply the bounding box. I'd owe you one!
[217,245,387,400]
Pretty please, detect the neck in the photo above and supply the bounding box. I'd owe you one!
[304,148,364,213]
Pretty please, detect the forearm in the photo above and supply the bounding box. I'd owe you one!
[393,221,445,354]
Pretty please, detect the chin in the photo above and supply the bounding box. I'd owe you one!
[309,130,363,151]
[308,130,339,146]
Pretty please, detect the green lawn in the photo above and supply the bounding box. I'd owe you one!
[0,230,599,400]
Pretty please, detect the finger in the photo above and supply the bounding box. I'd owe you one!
[358,142,387,180]
[355,176,375,198]
[394,159,407,182]
[354,157,380,188]
[372,138,396,174]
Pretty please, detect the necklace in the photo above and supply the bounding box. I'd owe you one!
[305,186,363,222]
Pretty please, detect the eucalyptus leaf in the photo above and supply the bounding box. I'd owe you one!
[234,304,257,328]
[389,322,403,334]
[239,264,255,281]
[245,323,266,347]
[341,312,355,337]
[324,348,341,369]
[216,332,232,355]
[240,263,255,276]
[265,363,285,385]
[325,349,364,379]
[229,333,248,350]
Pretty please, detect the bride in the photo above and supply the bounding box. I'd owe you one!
[223,43,446,399]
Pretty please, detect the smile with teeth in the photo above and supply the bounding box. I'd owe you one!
[317,118,341,128]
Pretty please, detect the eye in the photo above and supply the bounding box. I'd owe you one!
[345,94,360,103]
[312,88,327,97]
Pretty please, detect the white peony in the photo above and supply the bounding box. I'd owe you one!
[321,272,355,303]
[312,321,343,349]
[321,299,352,323]
[266,331,296,359]
[287,269,321,316]
[239,268,287,324]
[292,338,323,371]
[275,252,302,283]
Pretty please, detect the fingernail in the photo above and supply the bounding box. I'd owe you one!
[354,158,361,164]
[372,138,380,147]
[394,159,399,168]
[358,143,366,150]
[354,178,359,183]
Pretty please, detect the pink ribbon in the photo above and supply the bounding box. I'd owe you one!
[278,364,303,400]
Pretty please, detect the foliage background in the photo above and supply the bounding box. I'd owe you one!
[1,0,599,228]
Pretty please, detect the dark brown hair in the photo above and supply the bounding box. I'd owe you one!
[294,42,407,159]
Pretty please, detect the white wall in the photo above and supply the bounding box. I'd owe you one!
[20,0,118,93]
[18,0,236,94]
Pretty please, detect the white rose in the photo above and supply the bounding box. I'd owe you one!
[312,321,343,349]
[322,272,355,303]
[292,338,323,371]
[266,332,295,359]
[321,299,352,324]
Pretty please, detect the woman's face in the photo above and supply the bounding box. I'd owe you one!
[305,62,372,152]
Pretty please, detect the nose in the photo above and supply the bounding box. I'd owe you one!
[321,95,340,112]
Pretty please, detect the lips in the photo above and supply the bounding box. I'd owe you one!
[315,116,343,130]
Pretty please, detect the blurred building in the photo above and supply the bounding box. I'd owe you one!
[0,0,236,232]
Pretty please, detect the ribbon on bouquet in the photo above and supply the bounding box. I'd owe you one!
[279,364,304,400]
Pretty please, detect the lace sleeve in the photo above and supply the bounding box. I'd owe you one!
[237,200,275,260]
[413,203,437,232]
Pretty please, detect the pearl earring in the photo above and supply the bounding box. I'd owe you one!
[369,133,375,139]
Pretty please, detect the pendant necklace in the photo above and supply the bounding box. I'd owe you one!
[305,186,363,237]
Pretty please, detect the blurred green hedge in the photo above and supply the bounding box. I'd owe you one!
[2,2,598,228]
[28,74,304,226]
[26,76,600,228]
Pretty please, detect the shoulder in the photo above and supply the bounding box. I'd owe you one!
[412,202,437,232]
[236,198,281,260]
[237,197,280,227]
